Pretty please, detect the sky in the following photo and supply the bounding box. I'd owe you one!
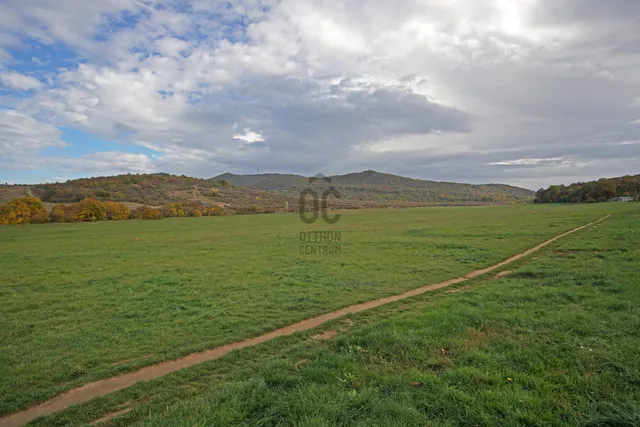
[0,0,638,190]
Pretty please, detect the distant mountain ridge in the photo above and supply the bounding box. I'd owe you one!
[0,170,533,210]
[211,170,534,203]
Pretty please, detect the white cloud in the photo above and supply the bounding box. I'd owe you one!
[607,140,639,146]
[61,151,155,175]
[0,110,66,162]
[233,127,265,144]
[153,37,190,58]
[0,71,43,90]
[490,157,566,166]
[0,0,639,187]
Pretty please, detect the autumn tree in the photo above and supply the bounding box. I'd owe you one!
[0,202,27,224]
[104,202,131,220]
[205,206,223,216]
[166,203,187,217]
[186,202,205,217]
[595,179,617,200]
[22,196,50,223]
[535,174,638,203]
[0,196,49,224]
[50,204,67,223]
[134,205,163,220]
[75,198,107,221]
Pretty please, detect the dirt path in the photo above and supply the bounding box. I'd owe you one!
[0,215,610,427]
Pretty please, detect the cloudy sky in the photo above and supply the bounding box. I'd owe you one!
[0,0,638,189]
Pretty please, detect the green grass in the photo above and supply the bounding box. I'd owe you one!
[0,203,634,417]
[24,205,640,427]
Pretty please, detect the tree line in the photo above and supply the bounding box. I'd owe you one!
[24,174,231,205]
[0,196,223,225]
[534,174,639,203]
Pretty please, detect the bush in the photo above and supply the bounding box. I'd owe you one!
[159,206,173,218]
[144,210,162,220]
[0,201,28,224]
[134,205,163,220]
[75,198,106,222]
[0,196,49,224]
[30,213,49,224]
[50,204,67,223]
[206,206,223,216]
[104,202,130,220]
[143,209,162,220]
[166,203,186,217]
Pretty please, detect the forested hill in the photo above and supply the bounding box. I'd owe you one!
[212,170,534,204]
[535,174,640,203]
[0,170,534,209]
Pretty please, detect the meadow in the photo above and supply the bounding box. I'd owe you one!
[0,203,635,423]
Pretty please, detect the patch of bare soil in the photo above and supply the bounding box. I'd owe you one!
[463,328,490,349]
[494,270,512,279]
[312,330,339,340]
[0,215,610,427]
[90,402,134,426]
[445,286,471,294]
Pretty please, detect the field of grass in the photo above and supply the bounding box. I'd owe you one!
[0,203,634,420]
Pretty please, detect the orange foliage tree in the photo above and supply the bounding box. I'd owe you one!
[0,196,49,224]
[166,203,187,217]
[134,205,163,220]
[50,204,67,223]
[105,202,131,220]
[75,198,107,222]
[204,206,223,216]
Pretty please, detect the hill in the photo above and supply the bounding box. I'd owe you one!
[535,174,640,203]
[0,174,381,214]
[212,170,534,204]
[213,173,307,192]
[0,170,534,214]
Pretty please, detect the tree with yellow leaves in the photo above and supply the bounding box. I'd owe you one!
[0,196,49,224]
[166,203,187,217]
[75,198,106,222]
[105,202,131,220]
[50,204,67,223]
[134,205,163,220]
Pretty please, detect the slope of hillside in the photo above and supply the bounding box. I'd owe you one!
[212,170,534,203]
[0,174,380,213]
[0,170,534,212]
[213,173,307,191]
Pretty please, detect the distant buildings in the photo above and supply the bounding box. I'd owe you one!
[609,196,634,202]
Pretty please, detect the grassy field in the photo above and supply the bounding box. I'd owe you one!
[0,203,634,420]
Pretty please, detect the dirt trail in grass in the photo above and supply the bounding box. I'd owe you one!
[0,215,610,427]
